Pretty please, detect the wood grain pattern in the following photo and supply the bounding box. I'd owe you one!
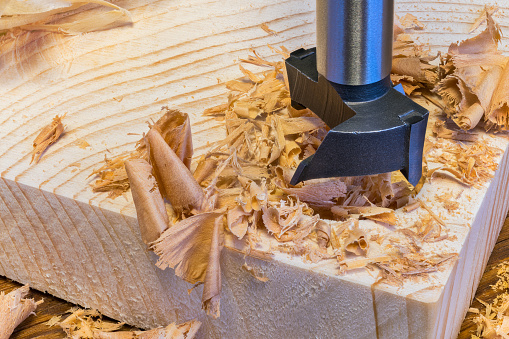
[4,211,509,338]
[0,1,509,338]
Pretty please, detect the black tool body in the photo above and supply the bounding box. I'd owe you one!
[287,0,428,186]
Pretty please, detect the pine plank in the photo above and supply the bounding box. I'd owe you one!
[3,212,509,338]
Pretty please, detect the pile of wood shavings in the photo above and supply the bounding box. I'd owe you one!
[86,48,462,318]
[436,8,509,131]
[46,307,200,339]
[469,262,509,338]
[87,14,508,319]
[0,0,131,37]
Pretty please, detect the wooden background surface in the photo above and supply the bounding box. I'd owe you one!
[0,211,507,338]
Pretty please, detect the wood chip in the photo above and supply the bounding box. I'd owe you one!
[31,114,64,163]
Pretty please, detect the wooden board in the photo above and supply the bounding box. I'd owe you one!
[5,211,509,338]
[1,1,509,338]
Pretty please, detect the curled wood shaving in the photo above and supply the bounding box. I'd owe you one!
[125,159,169,245]
[435,10,509,131]
[227,206,250,240]
[449,10,501,55]
[226,80,254,93]
[147,129,205,213]
[0,0,132,35]
[31,114,64,163]
[91,109,192,198]
[340,255,392,271]
[146,108,194,169]
[277,178,347,207]
[153,212,224,318]
[391,30,439,96]
[487,61,509,130]
[315,219,331,249]
[331,206,398,225]
[261,199,318,242]
[344,226,369,256]
[280,117,326,135]
[403,200,420,213]
[0,285,42,339]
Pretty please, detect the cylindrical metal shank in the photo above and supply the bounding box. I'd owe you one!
[316,0,394,86]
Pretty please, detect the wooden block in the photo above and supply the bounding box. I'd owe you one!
[1,0,509,338]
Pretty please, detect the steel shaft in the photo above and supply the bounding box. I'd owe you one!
[316,0,394,86]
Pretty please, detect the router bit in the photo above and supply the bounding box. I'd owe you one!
[286,0,429,186]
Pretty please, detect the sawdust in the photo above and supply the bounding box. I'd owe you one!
[260,23,277,36]
[242,263,269,282]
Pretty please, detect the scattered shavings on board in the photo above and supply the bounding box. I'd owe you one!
[86,14,508,321]
[30,114,65,164]
[0,285,42,339]
[0,0,132,36]
[49,308,200,339]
